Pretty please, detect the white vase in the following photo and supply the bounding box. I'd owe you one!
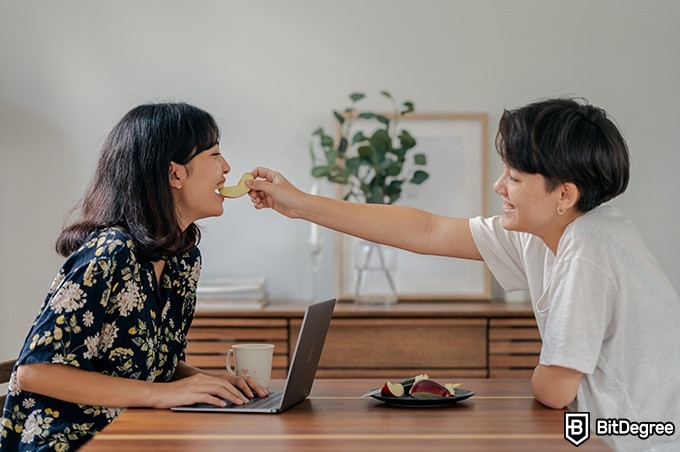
[353,241,398,305]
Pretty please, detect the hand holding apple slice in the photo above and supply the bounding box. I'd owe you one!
[219,173,254,198]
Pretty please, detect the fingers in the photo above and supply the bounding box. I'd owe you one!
[219,383,251,405]
[221,373,269,399]
[246,168,277,210]
[241,376,270,398]
[250,166,278,182]
[185,373,251,407]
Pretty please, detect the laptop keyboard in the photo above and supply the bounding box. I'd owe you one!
[226,391,283,409]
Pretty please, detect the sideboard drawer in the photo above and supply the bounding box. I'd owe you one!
[488,317,541,377]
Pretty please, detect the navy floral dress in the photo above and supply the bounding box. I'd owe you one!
[0,228,200,451]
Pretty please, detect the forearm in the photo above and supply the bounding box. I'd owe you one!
[17,361,268,409]
[16,363,161,407]
[248,167,482,259]
[303,195,426,248]
[302,194,481,259]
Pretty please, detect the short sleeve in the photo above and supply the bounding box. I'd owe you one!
[469,215,530,292]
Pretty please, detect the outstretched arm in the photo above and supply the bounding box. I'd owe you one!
[16,361,268,409]
[247,167,482,260]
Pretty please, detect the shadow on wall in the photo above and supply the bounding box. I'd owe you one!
[0,103,86,359]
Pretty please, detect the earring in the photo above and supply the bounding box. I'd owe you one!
[557,206,565,215]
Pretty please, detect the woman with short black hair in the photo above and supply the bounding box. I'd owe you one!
[247,97,680,451]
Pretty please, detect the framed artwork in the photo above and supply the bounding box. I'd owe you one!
[335,112,491,301]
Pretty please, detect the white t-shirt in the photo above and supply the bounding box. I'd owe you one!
[470,206,680,451]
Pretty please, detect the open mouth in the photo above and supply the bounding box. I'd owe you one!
[502,202,516,213]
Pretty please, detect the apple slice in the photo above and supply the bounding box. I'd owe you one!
[380,381,405,397]
[219,173,254,198]
[409,379,452,399]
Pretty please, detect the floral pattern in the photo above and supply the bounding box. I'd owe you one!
[0,228,200,451]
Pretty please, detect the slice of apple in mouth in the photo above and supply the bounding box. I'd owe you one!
[219,173,254,198]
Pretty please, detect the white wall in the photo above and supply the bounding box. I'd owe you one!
[2,0,679,359]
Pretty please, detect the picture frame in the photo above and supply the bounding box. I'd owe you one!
[335,112,491,301]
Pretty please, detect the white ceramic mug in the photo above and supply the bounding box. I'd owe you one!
[226,343,275,388]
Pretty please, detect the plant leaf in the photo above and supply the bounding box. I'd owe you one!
[352,131,367,144]
[385,160,402,176]
[369,129,390,160]
[311,166,331,177]
[410,170,429,184]
[345,157,361,176]
[401,101,414,115]
[323,149,338,165]
[333,110,345,125]
[337,137,348,154]
[375,114,390,127]
[380,90,393,100]
[399,130,416,151]
[381,157,397,172]
[413,153,427,165]
[349,92,365,103]
[319,135,334,148]
[385,180,403,204]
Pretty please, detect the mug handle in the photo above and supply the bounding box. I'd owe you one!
[226,349,237,375]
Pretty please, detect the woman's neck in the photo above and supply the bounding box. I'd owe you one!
[152,260,166,285]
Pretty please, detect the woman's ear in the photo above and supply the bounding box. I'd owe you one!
[559,182,580,210]
[169,162,186,189]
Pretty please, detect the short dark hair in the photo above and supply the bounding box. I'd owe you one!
[496,97,629,212]
[56,102,220,259]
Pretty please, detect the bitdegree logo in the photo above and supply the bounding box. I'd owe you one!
[565,412,590,446]
[565,412,677,446]
[596,418,675,440]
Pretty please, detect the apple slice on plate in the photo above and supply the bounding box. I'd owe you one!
[380,381,405,397]
[409,379,451,399]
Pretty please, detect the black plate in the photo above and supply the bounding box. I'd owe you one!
[371,388,475,407]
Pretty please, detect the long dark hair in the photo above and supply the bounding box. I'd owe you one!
[496,97,629,212]
[56,102,220,260]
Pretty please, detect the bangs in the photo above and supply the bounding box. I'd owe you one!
[177,104,221,161]
[187,107,220,153]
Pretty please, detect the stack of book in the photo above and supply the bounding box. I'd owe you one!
[195,278,268,310]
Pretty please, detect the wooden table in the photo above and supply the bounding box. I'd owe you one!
[83,378,611,451]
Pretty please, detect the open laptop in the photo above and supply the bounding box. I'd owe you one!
[172,298,336,414]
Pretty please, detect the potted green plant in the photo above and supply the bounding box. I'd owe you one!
[309,90,429,205]
[309,91,430,305]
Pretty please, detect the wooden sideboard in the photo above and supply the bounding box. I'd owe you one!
[185,301,541,379]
